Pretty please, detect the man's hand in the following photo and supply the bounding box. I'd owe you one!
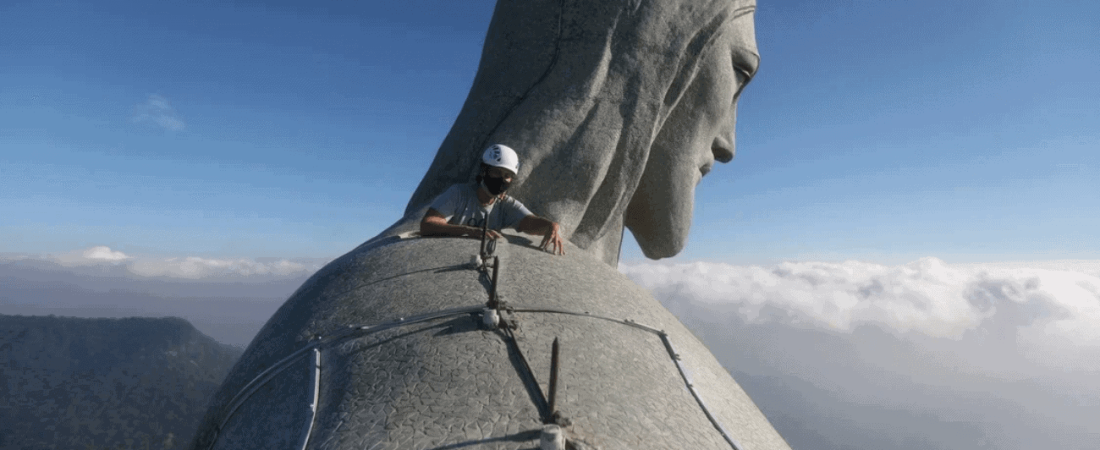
[540,221,565,255]
[517,215,564,255]
[481,228,502,240]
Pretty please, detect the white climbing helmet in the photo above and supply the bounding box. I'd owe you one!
[481,144,520,176]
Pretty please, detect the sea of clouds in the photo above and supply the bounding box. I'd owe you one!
[3,247,1097,449]
[621,258,1100,450]
[622,257,1100,371]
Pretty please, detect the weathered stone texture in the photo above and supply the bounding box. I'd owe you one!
[193,236,789,450]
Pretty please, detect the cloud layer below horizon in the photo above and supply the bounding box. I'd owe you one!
[19,245,327,280]
[622,257,1100,372]
[3,247,1097,449]
[621,257,1100,450]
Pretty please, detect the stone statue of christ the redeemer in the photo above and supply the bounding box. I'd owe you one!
[191,1,790,449]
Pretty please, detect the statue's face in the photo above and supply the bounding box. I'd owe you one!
[625,15,758,258]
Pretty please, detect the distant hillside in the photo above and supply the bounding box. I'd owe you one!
[0,314,242,450]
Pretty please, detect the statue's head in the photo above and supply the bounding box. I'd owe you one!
[405,0,759,265]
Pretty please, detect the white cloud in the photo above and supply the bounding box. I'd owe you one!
[39,246,325,280]
[83,245,130,262]
[132,94,185,131]
[621,257,1100,370]
[127,256,319,279]
[51,246,132,266]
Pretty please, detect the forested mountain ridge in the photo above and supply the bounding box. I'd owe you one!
[1,314,242,450]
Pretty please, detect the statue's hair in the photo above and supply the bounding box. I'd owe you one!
[405,0,757,250]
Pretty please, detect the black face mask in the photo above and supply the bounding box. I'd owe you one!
[482,174,511,196]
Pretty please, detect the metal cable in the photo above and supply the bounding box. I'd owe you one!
[298,348,322,450]
[508,307,743,450]
[206,305,483,450]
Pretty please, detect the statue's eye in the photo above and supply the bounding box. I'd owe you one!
[730,68,751,102]
[730,49,757,102]
[731,48,759,86]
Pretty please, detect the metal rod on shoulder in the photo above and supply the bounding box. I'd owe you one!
[479,214,490,261]
[548,337,560,419]
[489,256,500,308]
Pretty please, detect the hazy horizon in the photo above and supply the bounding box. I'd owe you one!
[4,246,1098,449]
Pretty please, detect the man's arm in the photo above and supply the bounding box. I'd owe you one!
[516,215,565,255]
[420,208,501,240]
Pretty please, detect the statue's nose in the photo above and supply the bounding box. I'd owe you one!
[712,135,735,164]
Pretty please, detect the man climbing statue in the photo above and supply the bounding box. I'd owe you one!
[420,144,565,255]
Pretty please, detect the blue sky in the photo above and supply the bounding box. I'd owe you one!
[2,0,1098,264]
[3,4,1098,447]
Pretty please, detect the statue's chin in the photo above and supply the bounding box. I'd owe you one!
[624,190,693,260]
[627,223,688,260]
[624,196,692,260]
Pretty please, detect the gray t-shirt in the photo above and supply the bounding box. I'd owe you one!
[428,182,533,231]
